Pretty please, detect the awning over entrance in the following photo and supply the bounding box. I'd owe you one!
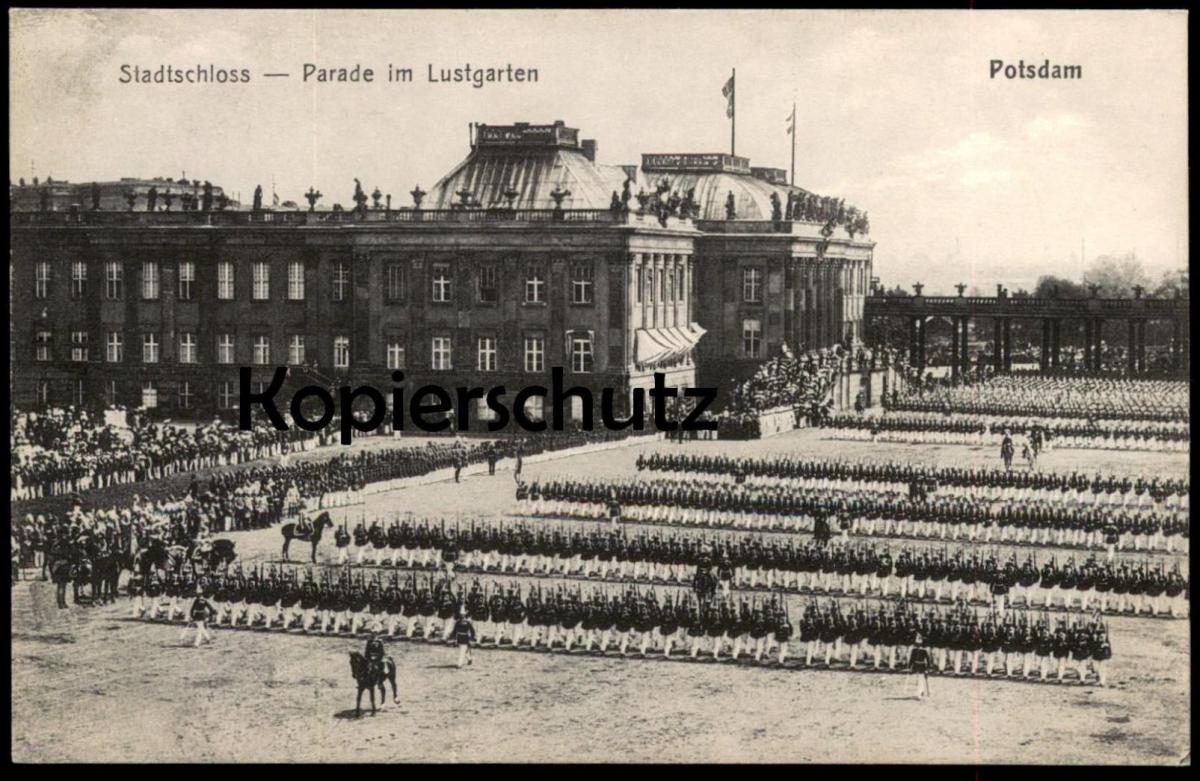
[635,323,707,367]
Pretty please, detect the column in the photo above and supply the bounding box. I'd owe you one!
[1084,319,1093,371]
[917,317,926,372]
[1042,319,1052,374]
[993,319,1003,372]
[908,316,918,366]
[961,317,971,376]
[1172,318,1183,374]
[1093,318,1105,371]
[1051,318,1060,369]
[950,319,961,380]
[1127,319,1137,374]
[1137,320,1147,373]
[1002,318,1012,372]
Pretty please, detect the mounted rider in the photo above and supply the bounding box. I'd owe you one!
[364,631,386,679]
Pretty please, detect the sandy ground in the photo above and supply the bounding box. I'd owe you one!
[11,429,1191,763]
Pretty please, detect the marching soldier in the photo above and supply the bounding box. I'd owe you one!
[182,584,215,648]
[909,632,931,700]
[453,607,476,667]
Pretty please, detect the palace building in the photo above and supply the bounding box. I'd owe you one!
[8,121,874,426]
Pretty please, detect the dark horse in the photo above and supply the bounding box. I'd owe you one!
[348,651,398,716]
[135,538,187,579]
[281,512,335,563]
[189,539,238,572]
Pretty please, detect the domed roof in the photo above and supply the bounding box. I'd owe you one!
[641,169,804,222]
[429,146,627,211]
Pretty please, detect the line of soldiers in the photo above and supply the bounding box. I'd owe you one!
[331,518,1190,618]
[522,478,1189,551]
[131,565,1113,684]
[11,407,321,501]
[820,413,1188,451]
[888,375,1189,423]
[636,453,1190,508]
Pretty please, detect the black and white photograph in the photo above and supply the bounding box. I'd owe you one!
[8,8,1189,764]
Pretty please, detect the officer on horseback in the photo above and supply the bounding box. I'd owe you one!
[364,631,386,679]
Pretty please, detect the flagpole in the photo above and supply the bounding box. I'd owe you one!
[789,103,796,186]
[730,68,736,157]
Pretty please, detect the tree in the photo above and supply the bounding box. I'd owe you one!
[1152,268,1188,299]
[1082,252,1152,297]
[883,284,910,297]
[1034,274,1088,299]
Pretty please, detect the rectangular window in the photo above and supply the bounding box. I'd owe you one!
[71,261,87,299]
[571,262,594,304]
[333,336,350,368]
[743,267,763,303]
[570,332,594,373]
[431,262,451,303]
[523,395,545,422]
[106,332,123,363]
[217,381,235,410]
[142,333,160,364]
[179,333,197,364]
[34,262,50,300]
[287,261,305,300]
[35,330,51,361]
[217,333,235,364]
[475,396,497,422]
[386,340,406,370]
[523,334,545,373]
[104,261,123,300]
[178,381,194,410]
[252,262,270,301]
[525,263,546,303]
[178,261,194,300]
[141,381,158,410]
[288,335,306,365]
[431,336,452,371]
[742,318,763,358]
[478,263,498,303]
[217,261,234,300]
[71,331,89,362]
[386,263,406,302]
[253,335,271,365]
[331,262,350,302]
[477,336,497,372]
[142,261,160,300]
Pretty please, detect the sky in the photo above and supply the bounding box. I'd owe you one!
[9,9,1189,294]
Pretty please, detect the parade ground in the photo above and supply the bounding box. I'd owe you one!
[10,429,1190,763]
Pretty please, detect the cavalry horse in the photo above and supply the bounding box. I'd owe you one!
[281,511,335,563]
[188,539,238,573]
[348,651,399,717]
[135,537,189,579]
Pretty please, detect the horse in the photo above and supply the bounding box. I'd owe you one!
[136,537,187,579]
[71,557,94,605]
[348,651,398,717]
[281,512,335,563]
[189,539,237,572]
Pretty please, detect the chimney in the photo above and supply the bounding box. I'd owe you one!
[581,139,597,162]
